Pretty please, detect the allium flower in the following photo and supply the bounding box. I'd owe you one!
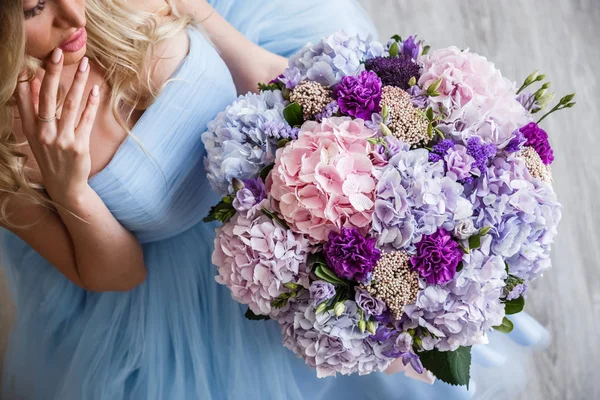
[269,117,378,242]
[364,56,421,90]
[355,287,387,316]
[404,251,507,351]
[279,301,393,377]
[445,145,475,181]
[323,227,381,282]
[233,178,266,212]
[418,47,530,146]
[310,281,336,306]
[372,149,473,251]
[286,32,385,87]
[410,229,463,285]
[202,91,288,196]
[213,202,313,317]
[333,70,383,119]
[519,122,554,165]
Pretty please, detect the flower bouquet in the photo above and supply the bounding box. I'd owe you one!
[201,32,572,386]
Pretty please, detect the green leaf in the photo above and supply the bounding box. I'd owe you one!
[261,208,290,230]
[419,346,472,388]
[204,197,236,223]
[389,41,400,57]
[504,296,525,315]
[307,252,327,267]
[258,82,280,91]
[478,226,492,236]
[283,102,304,127]
[422,45,431,55]
[391,34,402,42]
[493,317,514,333]
[259,163,275,181]
[505,262,510,275]
[244,308,270,321]
[277,138,291,148]
[468,235,481,250]
[456,262,464,273]
[426,107,434,121]
[314,265,348,286]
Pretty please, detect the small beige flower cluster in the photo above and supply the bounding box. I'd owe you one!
[380,86,429,146]
[290,81,333,120]
[520,146,552,182]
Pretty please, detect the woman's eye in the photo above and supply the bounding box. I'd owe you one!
[24,0,47,20]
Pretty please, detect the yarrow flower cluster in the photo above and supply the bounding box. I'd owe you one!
[203,32,567,384]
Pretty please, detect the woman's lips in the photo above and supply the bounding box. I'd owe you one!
[59,28,87,53]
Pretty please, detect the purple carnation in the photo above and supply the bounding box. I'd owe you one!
[333,70,382,120]
[467,136,497,175]
[355,287,386,317]
[519,122,554,165]
[364,56,421,91]
[410,229,463,285]
[323,227,381,282]
[309,280,336,306]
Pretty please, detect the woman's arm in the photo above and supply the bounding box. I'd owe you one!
[175,0,288,94]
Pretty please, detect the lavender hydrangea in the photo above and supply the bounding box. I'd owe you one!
[372,149,473,251]
[468,156,562,282]
[202,91,289,196]
[279,301,393,377]
[286,32,385,87]
[404,250,507,351]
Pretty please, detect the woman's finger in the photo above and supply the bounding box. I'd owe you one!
[58,57,90,135]
[38,48,64,122]
[14,79,37,137]
[75,85,100,144]
[30,77,42,115]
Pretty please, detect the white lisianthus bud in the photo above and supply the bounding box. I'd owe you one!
[453,220,478,240]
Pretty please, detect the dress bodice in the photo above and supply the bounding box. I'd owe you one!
[87,28,237,243]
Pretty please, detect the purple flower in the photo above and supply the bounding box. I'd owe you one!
[233,178,266,211]
[433,139,456,156]
[428,153,443,163]
[506,282,528,301]
[517,92,541,113]
[309,280,336,306]
[262,120,299,141]
[519,122,554,165]
[445,145,475,181]
[408,85,429,109]
[372,308,394,324]
[410,229,463,285]
[355,287,387,316]
[280,67,302,89]
[333,70,382,120]
[382,332,424,374]
[467,136,497,175]
[505,129,526,154]
[402,36,421,61]
[314,101,340,122]
[364,56,421,90]
[323,227,381,282]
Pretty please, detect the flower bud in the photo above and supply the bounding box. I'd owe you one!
[358,320,366,334]
[537,92,555,109]
[380,123,392,137]
[366,321,377,335]
[333,302,346,317]
[524,70,539,85]
[315,302,328,314]
[382,104,390,120]
[232,178,245,192]
[561,93,576,103]
[389,42,400,57]
[427,78,442,94]
[408,76,417,87]
[283,282,299,290]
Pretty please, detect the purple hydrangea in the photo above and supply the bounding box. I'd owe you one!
[309,280,336,306]
[408,85,429,109]
[382,332,424,374]
[233,178,267,212]
[355,287,387,317]
[333,70,383,120]
[506,282,528,301]
[445,145,475,181]
[280,67,302,89]
[323,227,381,282]
[467,136,497,175]
[410,228,463,285]
[505,129,527,154]
[519,122,554,165]
[364,56,421,90]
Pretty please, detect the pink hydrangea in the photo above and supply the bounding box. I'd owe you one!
[269,117,378,242]
[213,200,313,317]
[418,47,530,146]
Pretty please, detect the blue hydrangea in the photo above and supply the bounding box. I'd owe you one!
[202,90,289,196]
[403,250,507,351]
[286,31,385,87]
[372,149,473,251]
[467,156,562,282]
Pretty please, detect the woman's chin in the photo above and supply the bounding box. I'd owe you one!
[62,45,88,66]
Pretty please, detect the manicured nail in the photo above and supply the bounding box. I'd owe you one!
[91,85,99,97]
[51,48,63,64]
[79,57,89,72]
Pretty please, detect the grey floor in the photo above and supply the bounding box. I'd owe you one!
[1,0,599,399]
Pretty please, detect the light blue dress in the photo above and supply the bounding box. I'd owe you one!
[0,1,549,399]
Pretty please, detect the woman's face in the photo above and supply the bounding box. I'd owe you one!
[23,0,87,66]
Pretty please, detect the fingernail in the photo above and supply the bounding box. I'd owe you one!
[51,48,63,64]
[79,57,89,72]
[92,85,99,97]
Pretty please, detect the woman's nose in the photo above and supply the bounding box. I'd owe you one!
[53,0,86,30]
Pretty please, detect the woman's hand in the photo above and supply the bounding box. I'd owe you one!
[15,48,99,205]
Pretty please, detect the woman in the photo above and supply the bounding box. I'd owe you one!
[0,0,548,399]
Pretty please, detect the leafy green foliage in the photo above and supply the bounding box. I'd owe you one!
[419,346,472,388]
[204,196,236,223]
[493,317,514,333]
[504,296,525,315]
[283,102,304,127]
[244,308,270,321]
[259,163,275,181]
[258,82,280,91]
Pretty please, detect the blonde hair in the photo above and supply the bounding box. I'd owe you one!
[0,0,194,227]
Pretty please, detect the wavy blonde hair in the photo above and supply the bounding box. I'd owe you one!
[0,0,194,227]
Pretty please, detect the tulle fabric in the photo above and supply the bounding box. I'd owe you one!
[0,1,549,399]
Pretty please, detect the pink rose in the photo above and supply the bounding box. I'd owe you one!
[269,117,378,242]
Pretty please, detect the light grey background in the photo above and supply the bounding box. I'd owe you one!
[1,0,599,399]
